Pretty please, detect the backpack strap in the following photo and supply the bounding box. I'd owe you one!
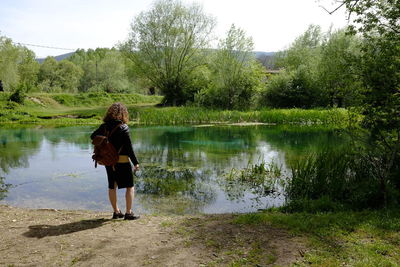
[106,123,123,138]
[109,123,123,172]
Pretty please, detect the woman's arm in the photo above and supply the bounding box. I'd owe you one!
[122,126,139,166]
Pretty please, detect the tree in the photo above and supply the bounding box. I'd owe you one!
[55,60,83,93]
[91,50,129,92]
[266,25,364,108]
[262,25,327,108]
[275,25,324,72]
[18,47,40,91]
[38,57,83,92]
[326,0,400,206]
[68,48,130,92]
[0,35,21,91]
[122,0,216,105]
[196,24,265,109]
[318,29,362,107]
[38,57,59,91]
[0,35,40,92]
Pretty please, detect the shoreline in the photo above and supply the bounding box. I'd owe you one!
[2,205,400,265]
[0,204,305,266]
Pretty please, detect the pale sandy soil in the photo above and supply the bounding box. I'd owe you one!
[0,205,306,266]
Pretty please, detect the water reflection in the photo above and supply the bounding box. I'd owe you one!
[135,166,216,214]
[0,125,347,214]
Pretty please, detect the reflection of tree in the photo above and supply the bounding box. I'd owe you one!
[133,125,349,205]
[0,128,42,173]
[42,126,93,149]
[256,126,349,167]
[134,126,261,170]
[0,124,350,212]
[0,126,94,174]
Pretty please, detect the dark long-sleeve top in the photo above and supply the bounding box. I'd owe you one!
[90,119,139,165]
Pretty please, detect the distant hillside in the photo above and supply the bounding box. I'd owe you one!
[36,50,277,69]
[255,51,277,69]
[36,52,75,63]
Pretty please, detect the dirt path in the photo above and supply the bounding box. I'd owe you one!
[0,205,306,266]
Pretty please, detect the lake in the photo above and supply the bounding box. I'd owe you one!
[0,125,347,214]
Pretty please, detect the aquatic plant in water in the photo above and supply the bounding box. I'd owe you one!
[134,165,215,203]
[0,176,12,201]
[219,161,284,202]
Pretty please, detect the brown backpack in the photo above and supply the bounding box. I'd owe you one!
[92,124,122,168]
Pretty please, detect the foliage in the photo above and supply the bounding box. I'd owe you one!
[318,29,363,107]
[8,85,26,104]
[265,25,363,108]
[122,0,216,105]
[38,57,83,93]
[341,0,400,207]
[0,35,39,92]
[68,48,131,93]
[275,25,324,72]
[0,35,21,91]
[38,57,58,90]
[260,67,320,108]
[17,47,40,92]
[196,25,265,110]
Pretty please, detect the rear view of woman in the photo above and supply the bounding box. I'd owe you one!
[91,102,140,220]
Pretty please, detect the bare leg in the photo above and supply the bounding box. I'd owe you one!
[108,182,119,213]
[125,187,134,214]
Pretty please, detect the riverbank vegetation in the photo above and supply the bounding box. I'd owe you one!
[0,92,351,126]
[0,0,399,265]
[0,0,370,111]
[0,0,398,210]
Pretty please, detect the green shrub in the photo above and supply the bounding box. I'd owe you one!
[260,67,324,108]
[9,86,26,104]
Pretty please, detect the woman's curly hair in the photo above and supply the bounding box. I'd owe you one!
[103,102,129,123]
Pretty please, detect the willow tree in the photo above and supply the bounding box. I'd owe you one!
[122,0,216,105]
[197,24,264,110]
[0,36,22,91]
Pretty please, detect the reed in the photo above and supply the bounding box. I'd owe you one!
[131,107,352,126]
[218,161,284,202]
[284,148,396,211]
[0,92,355,126]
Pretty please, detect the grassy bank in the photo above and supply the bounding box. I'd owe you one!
[0,92,354,126]
[235,209,400,266]
[0,92,162,125]
[131,106,351,126]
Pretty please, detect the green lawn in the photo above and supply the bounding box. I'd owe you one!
[235,210,400,266]
[0,92,356,126]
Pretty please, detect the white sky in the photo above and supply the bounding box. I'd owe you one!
[0,0,349,58]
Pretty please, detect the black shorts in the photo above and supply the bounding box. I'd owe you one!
[105,163,134,189]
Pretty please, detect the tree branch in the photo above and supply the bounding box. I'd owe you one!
[319,2,345,15]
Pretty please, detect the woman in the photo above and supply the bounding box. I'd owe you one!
[91,102,140,220]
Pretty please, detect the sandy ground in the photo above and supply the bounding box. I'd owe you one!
[0,205,306,266]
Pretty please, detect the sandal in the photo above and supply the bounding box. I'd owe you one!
[112,210,124,219]
[124,212,140,220]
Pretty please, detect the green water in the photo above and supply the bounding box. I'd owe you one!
[0,125,348,214]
